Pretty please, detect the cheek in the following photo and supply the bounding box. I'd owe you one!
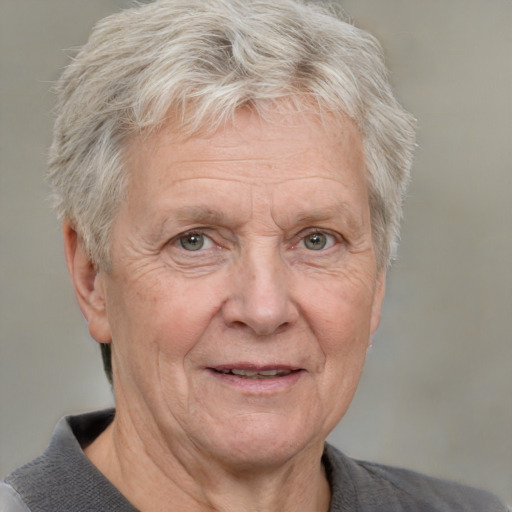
[301,268,376,349]
[112,273,226,359]
[106,273,228,408]
[299,267,376,407]
[304,278,374,425]
[287,291,371,437]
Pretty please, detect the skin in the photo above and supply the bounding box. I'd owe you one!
[64,105,386,511]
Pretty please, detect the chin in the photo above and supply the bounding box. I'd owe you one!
[200,412,325,470]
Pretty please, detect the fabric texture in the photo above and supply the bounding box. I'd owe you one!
[2,409,508,511]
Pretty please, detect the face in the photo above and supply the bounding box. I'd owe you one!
[82,106,385,469]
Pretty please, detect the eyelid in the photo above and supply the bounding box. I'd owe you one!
[172,229,215,250]
[295,228,340,249]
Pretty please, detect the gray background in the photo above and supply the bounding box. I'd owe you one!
[1,0,511,505]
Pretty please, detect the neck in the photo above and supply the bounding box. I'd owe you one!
[84,409,331,512]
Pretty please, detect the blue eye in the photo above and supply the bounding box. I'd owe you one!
[179,232,212,251]
[302,232,334,250]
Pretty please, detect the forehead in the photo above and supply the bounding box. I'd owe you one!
[118,107,370,238]
[125,106,365,188]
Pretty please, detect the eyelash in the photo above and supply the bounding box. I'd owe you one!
[295,229,339,251]
[175,231,215,252]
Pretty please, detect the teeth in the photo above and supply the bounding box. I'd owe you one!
[225,369,293,379]
[258,370,279,376]
[232,369,258,377]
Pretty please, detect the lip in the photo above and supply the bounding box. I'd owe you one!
[206,363,305,393]
[211,363,300,372]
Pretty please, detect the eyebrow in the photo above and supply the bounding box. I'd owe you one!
[286,204,365,233]
[151,202,366,243]
[171,203,362,226]
[171,205,233,224]
[150,205,238,242]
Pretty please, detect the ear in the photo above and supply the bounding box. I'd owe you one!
[370,271,386,336]
[63,221,112,343]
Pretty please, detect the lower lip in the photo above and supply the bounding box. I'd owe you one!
[207,369,304,393]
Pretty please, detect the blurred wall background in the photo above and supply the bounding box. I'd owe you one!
[1,0,511,504]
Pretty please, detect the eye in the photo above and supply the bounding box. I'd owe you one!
[178,232,214,251]
[301,231,336,251]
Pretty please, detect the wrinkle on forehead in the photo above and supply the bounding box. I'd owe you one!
[144,173,362,188]
[126,105,364,184]
[157,140,361,183]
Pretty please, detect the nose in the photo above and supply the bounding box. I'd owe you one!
[221,249,299,336]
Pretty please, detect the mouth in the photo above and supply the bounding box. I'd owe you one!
[207,364,304,392]
[211,368,300,380]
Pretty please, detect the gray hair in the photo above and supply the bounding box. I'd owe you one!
[48,0,415,272]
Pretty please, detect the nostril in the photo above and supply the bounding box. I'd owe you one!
[226,318,291,337]
[229,320,248,330]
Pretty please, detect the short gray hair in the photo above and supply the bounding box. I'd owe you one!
[48,0,415,272]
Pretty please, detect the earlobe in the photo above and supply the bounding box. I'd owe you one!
[63,222,112,343]
[370,271,386,336]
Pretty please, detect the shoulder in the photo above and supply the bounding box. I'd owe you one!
[3,409,135,512]
[324,443,509,512]
[0,482,31,512]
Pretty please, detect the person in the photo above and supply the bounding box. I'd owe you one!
[0,1,508,511]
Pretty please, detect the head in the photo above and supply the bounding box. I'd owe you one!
[50,0,415,452]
